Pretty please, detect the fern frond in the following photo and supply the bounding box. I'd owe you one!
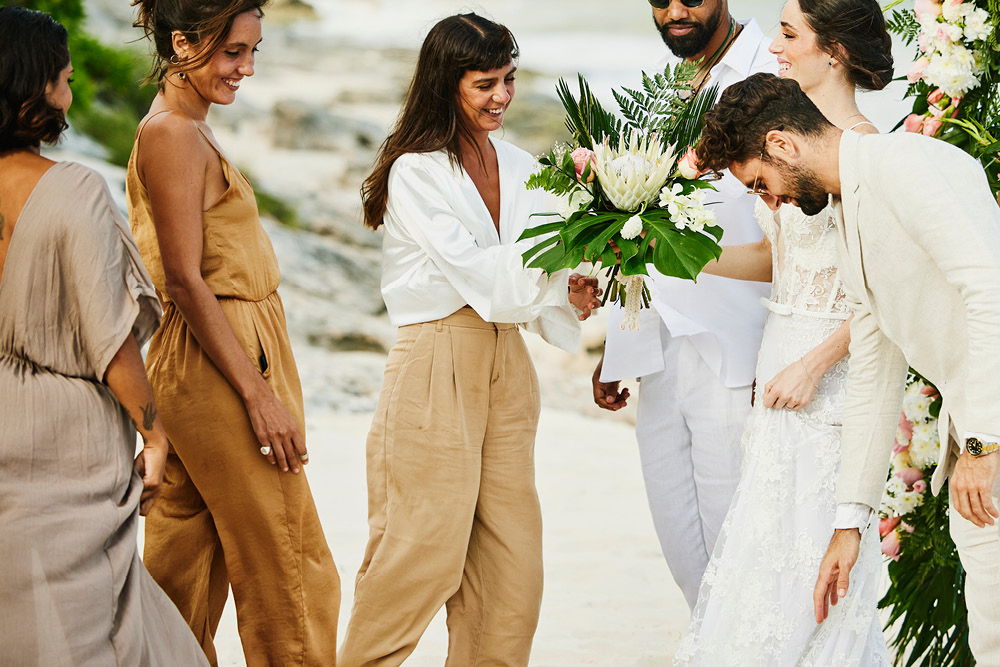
[886,8,921,46]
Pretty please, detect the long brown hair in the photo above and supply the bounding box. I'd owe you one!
[132,0,268,89]
[361,13,518,230]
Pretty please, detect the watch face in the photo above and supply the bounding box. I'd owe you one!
[968,438,984,456]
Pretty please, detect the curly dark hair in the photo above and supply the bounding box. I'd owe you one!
[799,0,893,91]
[0,7,70,151]
[132,0,269,88]
[696,73,833,175]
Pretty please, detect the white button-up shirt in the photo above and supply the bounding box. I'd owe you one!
[379,138,581,352]
[602,19,777,388]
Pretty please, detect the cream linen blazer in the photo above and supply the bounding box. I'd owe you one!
[834,130,1000,511]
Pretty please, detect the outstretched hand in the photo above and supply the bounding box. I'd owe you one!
[813,528,861,624]
[569,273,602,321]
[592,355,629,411]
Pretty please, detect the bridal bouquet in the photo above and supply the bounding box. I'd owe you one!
[518,63,722,330]
[878,373,971,666]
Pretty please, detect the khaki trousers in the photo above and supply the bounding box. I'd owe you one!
[339,308,544,667]
[143,302,341,667]
[951,489,1000,666]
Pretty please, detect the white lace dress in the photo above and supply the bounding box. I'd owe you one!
[672,201,890,666]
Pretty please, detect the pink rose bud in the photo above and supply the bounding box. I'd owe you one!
[893,438,910,454]
[879,516,901,538]
[896,466,925,487]
[913,480,928,493]
[914,0,943,19]
[918,31,930,53]
[903,114,925,134]
[901,521,916,533]
[881,531,901,561]
[923,117,943,137]
[677,148,704,180]
[898,413,914,440]
[908,57,931,84]
[927,88,946,105]
[570,147,596,183]
[920,385,939,397]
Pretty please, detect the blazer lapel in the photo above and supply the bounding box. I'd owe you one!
[837,131,869,296]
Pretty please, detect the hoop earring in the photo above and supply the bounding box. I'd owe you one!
[170,54,180,65]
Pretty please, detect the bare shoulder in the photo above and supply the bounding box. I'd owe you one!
[137,110,212,168]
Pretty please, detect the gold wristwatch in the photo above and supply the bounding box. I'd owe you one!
[966,436,1000,457]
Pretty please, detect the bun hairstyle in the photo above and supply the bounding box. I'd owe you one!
[798,0,894,91]
[0,6,70,151]
[131,0,269,88]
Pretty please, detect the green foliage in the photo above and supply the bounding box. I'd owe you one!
[880,484,973,667]
[556,75,622,151]
[613,62,696,136]
[520,178,722,283]
[526,148,584,197]
[12,0,155,166]
[254,188,301,229]
[886,9,922,46]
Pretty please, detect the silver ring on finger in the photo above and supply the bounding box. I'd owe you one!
[299,453,309,462]
[260,445,272,456]
[784,405,795,411]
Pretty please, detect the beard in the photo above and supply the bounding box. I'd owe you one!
[653,5,724,59]
[782,162,829,216]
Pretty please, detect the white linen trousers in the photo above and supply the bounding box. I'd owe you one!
[634,322,751,609]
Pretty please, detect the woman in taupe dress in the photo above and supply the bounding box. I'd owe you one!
[0,7,208,665]
[128,0,340,664]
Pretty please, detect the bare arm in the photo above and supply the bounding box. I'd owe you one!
[137,112,306,473]
[103,333,169,516]
[700,237,773,283]
[762,316,852,411]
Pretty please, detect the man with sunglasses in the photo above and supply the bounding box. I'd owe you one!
[592,0,776,611]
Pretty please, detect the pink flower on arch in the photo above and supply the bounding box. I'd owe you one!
[882,530,902,561]
[914,0,943,20]
[898,413,914,440]
[896,466,925,488]
[879,516,901,538]
[908,57,931,83]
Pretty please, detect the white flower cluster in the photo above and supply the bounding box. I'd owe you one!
[557,188,594,220]
[916,1,990,98]
[880,378,942,519]
[658,184,716,232]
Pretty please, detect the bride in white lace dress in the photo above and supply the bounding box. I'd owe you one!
[673,1,894,664]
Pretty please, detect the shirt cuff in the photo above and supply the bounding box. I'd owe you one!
[833,502,872,531]
[961,432,1000,454]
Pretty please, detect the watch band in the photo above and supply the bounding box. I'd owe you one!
[966,436,1000,457]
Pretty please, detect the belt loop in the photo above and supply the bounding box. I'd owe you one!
[435,318,444,333]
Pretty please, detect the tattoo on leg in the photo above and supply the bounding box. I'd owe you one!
[141,402,157,431]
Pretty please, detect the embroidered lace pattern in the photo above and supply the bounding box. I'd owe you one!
[672,202,889,666]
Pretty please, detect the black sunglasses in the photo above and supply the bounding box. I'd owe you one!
[649,0,705,8]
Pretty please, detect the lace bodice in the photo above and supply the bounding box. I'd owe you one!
[756,198,851,319]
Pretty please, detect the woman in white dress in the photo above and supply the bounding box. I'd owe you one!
[338,13,600,666]
[673,0,893,664]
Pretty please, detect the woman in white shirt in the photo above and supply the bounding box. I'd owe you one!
[338,13,599,667]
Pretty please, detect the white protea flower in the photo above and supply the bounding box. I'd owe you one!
[620,214,643,240]
[592,130,677,212]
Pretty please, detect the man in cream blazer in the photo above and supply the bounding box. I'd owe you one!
[696,73,1000,662]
